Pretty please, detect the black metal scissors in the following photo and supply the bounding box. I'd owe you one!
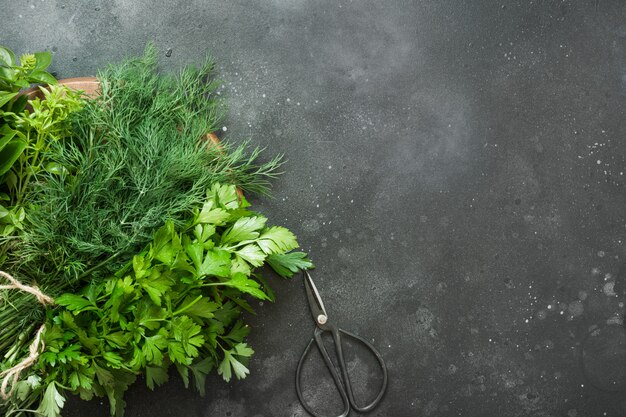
[296,270,388,417]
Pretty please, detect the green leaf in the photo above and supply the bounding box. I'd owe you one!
[78,387,94,401]
[145,366,169,391]
[56,293,98,314]
[0,139,27,176]
[224,273,269,300]
[220,216,267,245]
[189,357,213,396]
[235,244,266,267]
[217,352,233,382]
[218,350,251,382]
[255,274,276,302]
[228,254,250,276]
[234,342,254,357]
[129,346,146,370]
[57,344,82,364]
[132,254,148,278]
[103,278,133,323]
[35,382,66,417]
[142,334,168,365]
[185,241,204,271]
[193,223,216,244]
[0,205,8,219]
[266,252,314,278]
[27,70,57,85]
[257,226,299,255]
[152,221,179,265]
[136,301,168,330]
[104,369,136,417]
[198,249,231,278]
[0,46,15,66]
[172,316,204,357]
[45,162,69,176]
[10,93,28,113]
[15,374,39,402]
[0,91,18,108]
[229,355,251,380]
[138,270,174,306]
[103,351,125,368]
[212,301,240,327]
[105,331,130,348]
[176,363,190,388]
[0,66,15,83]
[168,341,190,365]
[94,363,115,389]
[195,203,230,226]
[209,183,240,209]
[183,296,217,321]
[13,78,29,88]
[223,321,250,343]
[34,51,52,70]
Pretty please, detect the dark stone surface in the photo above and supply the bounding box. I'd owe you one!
[5,0,626,416]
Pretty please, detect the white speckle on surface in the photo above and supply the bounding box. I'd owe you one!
[222,126,227,131]
[597,160,602,164]
[328,165,332,169]
[598,250,606,258]
[262,93,266,98]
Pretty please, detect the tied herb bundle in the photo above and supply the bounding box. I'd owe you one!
[6,184,311,417]
[0,45,312,416]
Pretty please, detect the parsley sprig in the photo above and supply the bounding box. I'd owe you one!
[8,183,312,417]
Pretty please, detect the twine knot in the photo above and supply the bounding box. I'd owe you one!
[0,271,55,400]
[0,271,54,306]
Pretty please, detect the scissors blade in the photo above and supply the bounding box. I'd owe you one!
[303,270,328,325]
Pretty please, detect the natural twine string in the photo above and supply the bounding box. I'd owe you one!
[0,271,54,400]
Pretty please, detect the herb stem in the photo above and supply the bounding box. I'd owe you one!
[172,295,203,316]
[78,252,123,280]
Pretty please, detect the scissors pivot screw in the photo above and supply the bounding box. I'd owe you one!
[317,314,327,325]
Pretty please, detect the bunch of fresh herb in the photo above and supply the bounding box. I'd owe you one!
[0,46,81,253]
[0,46,309,417]
[5,183,312,417]
[0,45,282,344]
[0,45,57,182]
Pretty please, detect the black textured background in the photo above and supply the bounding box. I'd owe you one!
[5,1,626,416]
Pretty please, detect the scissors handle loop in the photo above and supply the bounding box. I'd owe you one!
[296,325,388,417]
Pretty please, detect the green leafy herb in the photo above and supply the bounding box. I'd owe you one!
[0,45,283,353]
[3,183,312,417]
